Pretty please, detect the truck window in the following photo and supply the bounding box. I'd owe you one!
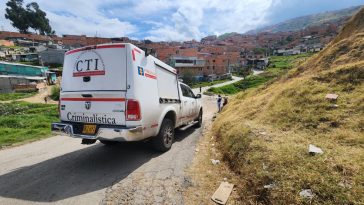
[187,87,195,98]
[181,84,194,98]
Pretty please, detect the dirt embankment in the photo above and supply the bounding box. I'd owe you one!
[205,7,364,205]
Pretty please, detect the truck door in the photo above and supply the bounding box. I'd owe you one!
[186,86,199,119]
[180,84,196,123]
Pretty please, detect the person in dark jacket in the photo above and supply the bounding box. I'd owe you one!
[217,95,222,112]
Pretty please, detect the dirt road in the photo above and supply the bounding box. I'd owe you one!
[21,86,58,104]
[0,77,242,205]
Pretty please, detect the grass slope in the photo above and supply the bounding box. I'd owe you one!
[207,53,312,95]
[0,92,36,101]
[0,102,58,147]
[213,8,364,204]
[190,78,232,89]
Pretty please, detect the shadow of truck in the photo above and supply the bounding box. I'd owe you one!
[0,126,198,202]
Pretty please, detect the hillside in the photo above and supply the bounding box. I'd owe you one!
[248,5,362,34]
[214,7,364,204]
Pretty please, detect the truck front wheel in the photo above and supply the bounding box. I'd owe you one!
[194,110,203,128]
[152,118,174,152]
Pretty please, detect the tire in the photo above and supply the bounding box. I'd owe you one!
[152,118,174,152]
[194,110,203,128]
[99,140,118,146]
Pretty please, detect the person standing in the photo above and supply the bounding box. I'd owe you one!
[199,86,202,93]
[217,95,222,112]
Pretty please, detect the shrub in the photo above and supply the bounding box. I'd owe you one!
[50,86,60,101]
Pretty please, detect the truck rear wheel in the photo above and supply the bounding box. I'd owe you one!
[152,118,174,152]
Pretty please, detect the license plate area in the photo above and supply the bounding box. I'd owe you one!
[82,124,97,135]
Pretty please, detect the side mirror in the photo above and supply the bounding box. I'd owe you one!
[195,94,202,99]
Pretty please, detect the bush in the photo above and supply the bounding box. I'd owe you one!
[0,102,58,146]
[50,86,60,101]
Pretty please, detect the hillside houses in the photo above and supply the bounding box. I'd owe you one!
[0,61,56,93]
[0,20,339,82]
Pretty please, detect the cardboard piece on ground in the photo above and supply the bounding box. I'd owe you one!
[325,93,338,100]
[309,144,324,155]
[211,182,234,204]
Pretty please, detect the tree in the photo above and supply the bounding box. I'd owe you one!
[5,0,55,35]
[26,2,54,35]
[286,35,294,42]
[5,0,30,33]
[253,47,267,54]
[181,71,195,86]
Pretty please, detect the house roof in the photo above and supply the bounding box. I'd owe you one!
[0,75,46,80]
[0,61,47,69]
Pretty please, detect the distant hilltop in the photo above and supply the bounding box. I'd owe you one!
[246,5,362,34]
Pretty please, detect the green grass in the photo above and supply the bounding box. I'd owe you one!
[0,102,58,147]
[189,78,232,88]
[2,45,23,49]
[0,92,37,101]
[207,53,313,95]
[269,53,312,69]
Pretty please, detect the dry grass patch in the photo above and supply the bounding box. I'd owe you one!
[212,9,364,203]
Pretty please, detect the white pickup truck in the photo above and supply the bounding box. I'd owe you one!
[52,43,202,151]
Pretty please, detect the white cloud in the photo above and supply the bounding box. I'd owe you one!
[0,0,279,40]
[47,12,136,37]
[0,0,16,32]
[146,0,279,41]
[0,0,137,37]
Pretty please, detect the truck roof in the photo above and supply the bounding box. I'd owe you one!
[65,43,177,75]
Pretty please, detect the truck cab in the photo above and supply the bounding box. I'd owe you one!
[52,43,202,152]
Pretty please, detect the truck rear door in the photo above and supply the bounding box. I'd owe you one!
[60,44,127,127]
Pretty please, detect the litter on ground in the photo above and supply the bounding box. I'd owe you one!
[308,144,324,155]
[299,189,314,199]
[325,93,339,100]
[211,159,220,165]
[211,182,234,205]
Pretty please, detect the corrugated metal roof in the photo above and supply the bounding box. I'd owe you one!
[0,61,47,69]
[0,75,45,80]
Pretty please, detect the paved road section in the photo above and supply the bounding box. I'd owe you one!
[0,77,242,205]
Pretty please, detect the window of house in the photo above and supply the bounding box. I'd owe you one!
[176,59,194,64]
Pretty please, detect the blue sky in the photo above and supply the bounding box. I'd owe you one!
[0,0,363,41]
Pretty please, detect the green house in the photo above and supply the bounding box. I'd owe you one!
[0,61,48,76]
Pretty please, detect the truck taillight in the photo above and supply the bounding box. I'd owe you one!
[126,99,141,121]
